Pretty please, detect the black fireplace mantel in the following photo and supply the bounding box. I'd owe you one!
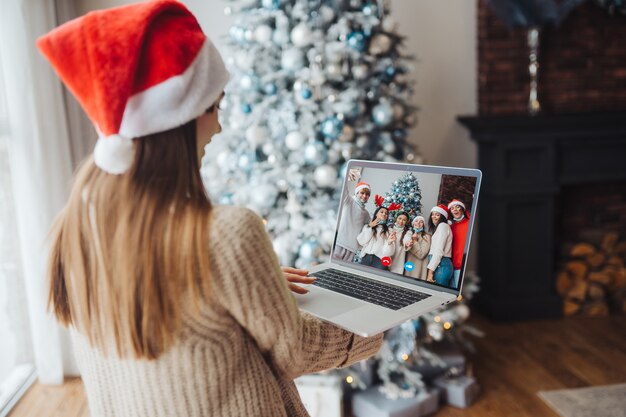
[458,112,626,321]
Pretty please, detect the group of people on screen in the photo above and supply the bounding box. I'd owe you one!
[333,170,470,288]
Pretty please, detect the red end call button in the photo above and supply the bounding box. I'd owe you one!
[381,257,392,267]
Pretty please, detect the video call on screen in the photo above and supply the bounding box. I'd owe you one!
[332,165,477,290]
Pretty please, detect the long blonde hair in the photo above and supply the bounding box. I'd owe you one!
[47,120,211,360]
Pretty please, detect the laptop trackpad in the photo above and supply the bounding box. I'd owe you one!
[295,287,362,319]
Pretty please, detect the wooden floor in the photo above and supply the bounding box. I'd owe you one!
[8,312,626,417]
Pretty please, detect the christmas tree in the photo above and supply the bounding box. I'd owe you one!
[201,0,420,269]
[383,172,422,224]
[201,0,482,411]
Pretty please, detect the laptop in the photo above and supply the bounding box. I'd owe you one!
[295,159,482,336]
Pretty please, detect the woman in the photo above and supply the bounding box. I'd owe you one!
[333,173,372,263]
[426,205,454,286]
[404,215,431,280]
[356,206,391,270]
[448,199,470,288]
[384,211,412,274]
[41,2,382,417]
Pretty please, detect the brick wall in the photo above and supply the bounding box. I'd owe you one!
[478,1,626,116]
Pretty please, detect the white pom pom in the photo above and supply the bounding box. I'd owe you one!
[93,134,135,175]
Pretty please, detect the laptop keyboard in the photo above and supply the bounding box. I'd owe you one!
[309,268,431,311]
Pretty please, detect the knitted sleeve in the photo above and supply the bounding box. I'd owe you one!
[209,207,383,380]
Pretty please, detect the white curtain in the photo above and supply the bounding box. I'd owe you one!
[0,0,79,384]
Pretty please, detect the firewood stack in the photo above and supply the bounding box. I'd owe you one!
[557,232,626,317]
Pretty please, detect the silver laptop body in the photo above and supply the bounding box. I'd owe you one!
[295,159,482,336]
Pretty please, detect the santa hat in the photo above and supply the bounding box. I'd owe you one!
[354,182,371,194]
[431,204,449,220]
[412,215,425,227]
[37,0,230,174]
[447,199,466,211]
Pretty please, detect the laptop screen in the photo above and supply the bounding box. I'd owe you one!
[331,160,480,292]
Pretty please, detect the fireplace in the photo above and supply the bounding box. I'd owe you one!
[458,112,626,321]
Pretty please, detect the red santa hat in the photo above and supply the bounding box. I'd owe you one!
[354,182,371,194]
[447,199,466,211]
[36,0,230,174]
[412,215,425,227]
[431,204,449,220]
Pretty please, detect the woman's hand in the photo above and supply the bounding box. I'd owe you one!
[388,231,397,244]
[426,269,435,283]
[369,219,380,228]
[282,266,316,294]
[347,168,362,182]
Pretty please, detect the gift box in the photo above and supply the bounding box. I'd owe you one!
[352,386,440,417]
[295,373,343,417]
[413,341,467,381]
[433,374,480,408]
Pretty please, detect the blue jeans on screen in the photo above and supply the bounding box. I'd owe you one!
[427,255,453,286]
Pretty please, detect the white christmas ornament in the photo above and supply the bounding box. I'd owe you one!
[245,125,269,146]
[290,23,313,47]
[254,25,273,44]
[285,131,305,150]
[369,34,392,55]
[289,214,306,230]
[281,48,305,71]
[314,165,337,188]
[235,51,255,71]
[251,183,278,209]
[326,63,342,78]
[352,64,368,80]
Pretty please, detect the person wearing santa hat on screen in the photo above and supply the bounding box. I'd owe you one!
[333,167,372,262]
[426,204,454,286]
[39,2,382,417]
[448,199,470,288]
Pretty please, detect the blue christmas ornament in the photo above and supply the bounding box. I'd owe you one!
[372,101,394,126]
[263,82,278,95]
[303,141,328,164]
[241,103,252,114]
[320,116,344,140]
[393,128,407,139]
[301,88,313,99]
[346,31,367,52]
[383,66,397,83]
[261,0,281,10]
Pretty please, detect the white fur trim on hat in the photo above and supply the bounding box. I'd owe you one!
[431,205,449,220]
[94,134,135,175]
[448,199,466,210]
[354,182,371,194]
[119,38,230,138]
[412,215,425,226]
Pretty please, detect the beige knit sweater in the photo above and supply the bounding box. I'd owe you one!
[71,205,383,417]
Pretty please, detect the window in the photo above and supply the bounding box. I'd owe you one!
[0,44,35,416]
